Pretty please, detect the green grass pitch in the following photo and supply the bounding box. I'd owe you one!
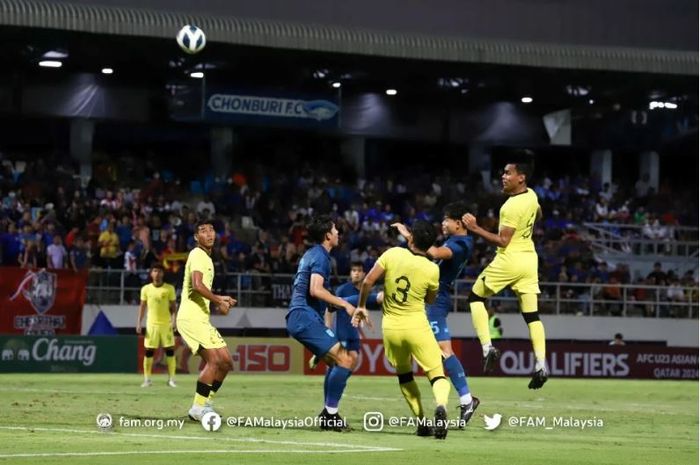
[0,373,697,464]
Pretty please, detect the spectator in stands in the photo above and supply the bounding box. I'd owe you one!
[609,333,625,346]
[635,173,651,198]
[19,239,38,269]
[69,236,89,271]
[647,262,667,286]
[98,221,120,268]
[46,235,67,269]
[116,215,133,251]
[666,278,686,317]
[0,222,22,266]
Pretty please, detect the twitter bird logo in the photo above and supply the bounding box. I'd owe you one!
[483,414,502,431]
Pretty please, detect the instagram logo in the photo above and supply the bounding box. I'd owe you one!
[363,412,384,432]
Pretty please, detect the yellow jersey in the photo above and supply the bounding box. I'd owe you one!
[140,282,176,326]
[178,247,214,320]
[377,247,439,330]
[498,187,539,255]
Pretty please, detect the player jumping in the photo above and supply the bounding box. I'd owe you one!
[463,158,548,389]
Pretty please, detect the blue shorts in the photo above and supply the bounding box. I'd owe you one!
[427,292,452,342]
[286,307,339,357]
[335,321,360,352]
[339,338,360,352]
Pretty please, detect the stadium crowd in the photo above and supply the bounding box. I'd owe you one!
[0,152,697,314]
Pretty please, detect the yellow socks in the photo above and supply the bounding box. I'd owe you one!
[143,356,153,380]
[430,377,451,407]
[166,355,176,380]
[399,380,424,418]
[470,301,492,346]
[527,320,546,366]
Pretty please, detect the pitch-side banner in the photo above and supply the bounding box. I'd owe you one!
[176,337,306,375]
[0,335,137,372]
[466,341,698,380]
[0,268,88,335]
[304,339,698,380]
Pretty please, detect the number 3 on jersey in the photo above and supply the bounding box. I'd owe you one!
[392,276,411,303]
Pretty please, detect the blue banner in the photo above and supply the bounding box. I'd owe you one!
[191,88,340,128]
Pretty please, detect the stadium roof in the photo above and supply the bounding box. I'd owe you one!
[0,0,697,75]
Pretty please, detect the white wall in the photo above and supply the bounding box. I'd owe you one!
[83,306,699,348]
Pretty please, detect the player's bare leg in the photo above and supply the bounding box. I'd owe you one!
[188,346,233,420]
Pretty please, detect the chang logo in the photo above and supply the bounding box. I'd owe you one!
[10,270,57,315]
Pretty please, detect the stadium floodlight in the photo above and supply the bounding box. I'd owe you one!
[385,88,398,96]
[331,81,341,89]
[589,99,595,105]
[649,101,678,110]
[190,71,204,79]
[101,68,114,75]
[38,60,62,68]
[521,96,533,103]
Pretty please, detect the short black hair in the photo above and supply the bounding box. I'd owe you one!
[350,261,364,269]
[307,215,334,243]
[444,201,469,220]
[507,149,535,181]
[150,263,165,272]
[411,220,436,252]
[195,218,214,232]
[614,333,624,339]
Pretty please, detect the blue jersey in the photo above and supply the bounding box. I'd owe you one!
[437,235,473,294]
[427,234,473,337]
[289,245,331,316]
[334,282,359,334]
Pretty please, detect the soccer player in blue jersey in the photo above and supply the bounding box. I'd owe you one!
[309,262,383,409]
[286,215,357,431]
[393,201,479,427]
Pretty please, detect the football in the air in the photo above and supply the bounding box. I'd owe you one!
[176,25,206,54]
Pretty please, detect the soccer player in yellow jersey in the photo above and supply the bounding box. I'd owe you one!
[353,220,452,439]
[137,264,177,388]
[463,160,548,389]
[176,220,237,420]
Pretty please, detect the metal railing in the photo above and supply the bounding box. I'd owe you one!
[86,269,699,319]
[582,222,699,257]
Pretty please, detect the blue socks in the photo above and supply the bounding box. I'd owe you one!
[443,354,470,397]
[325,366,352,409]
[323,367,331,404]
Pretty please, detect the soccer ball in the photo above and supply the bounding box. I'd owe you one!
[176,25,206,54]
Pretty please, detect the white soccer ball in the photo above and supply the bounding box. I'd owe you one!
[176,25,206,54]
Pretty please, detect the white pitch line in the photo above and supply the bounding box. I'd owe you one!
[0,387,169,396]
[0,449,398,458]
[0,426,401,452]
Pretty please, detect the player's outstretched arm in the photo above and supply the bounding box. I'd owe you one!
[310,274,355,316]
[462,213,515,248]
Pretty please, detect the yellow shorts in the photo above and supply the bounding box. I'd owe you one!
[383,323,443,374]
[144,324,175,349]
[477,251,540,295]
[176,318,227,354]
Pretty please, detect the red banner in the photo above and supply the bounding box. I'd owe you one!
[304,338,698,380]
[0,267,87,335]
